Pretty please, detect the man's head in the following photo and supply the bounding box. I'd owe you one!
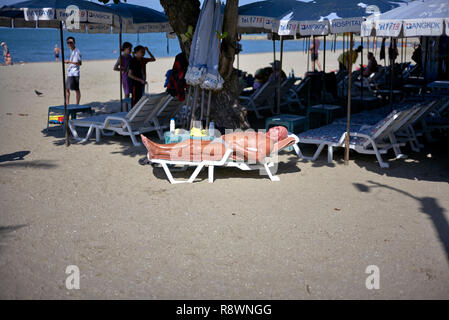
[122,42,132,55]
[355,45,363,53]
[1,42,5,47]
[267,126,288,141]
[134,45,145,58]
[66,36,75,49]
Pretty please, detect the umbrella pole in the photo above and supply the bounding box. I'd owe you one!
[206,90,212,129]
[360,37,364,110]
[389,37,395,112]
[278,36,284,114]
[183,86,192,128]
[200,89,205,121]
[59,21,69,147]
[119,19,123,112]
[323,35,326,72]
[422,37,429,98]
[307,37,310,72]
[190,86,199,130]
[401,37,404,65]
[404,38,407,62]
[322,35,327,102]
[272,37,276,64]
[344,33,353,166]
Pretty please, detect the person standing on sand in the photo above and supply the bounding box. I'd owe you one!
[54,44,60,61]
[113,42,133,111]
[65,36,82,105]
[1,42,13,65]
[128,45,156,107]
[309,37,322,72]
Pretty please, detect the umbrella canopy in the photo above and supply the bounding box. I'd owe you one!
[238,0,407,36]
[362,0,449,38]
[273,0,407,36]
[0,0,116,31]
[238,0,314,34]
[105,2,171,34]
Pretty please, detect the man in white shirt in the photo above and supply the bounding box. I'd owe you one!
[65,36,82,105]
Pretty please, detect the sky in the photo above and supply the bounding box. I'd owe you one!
[0,0,261,12]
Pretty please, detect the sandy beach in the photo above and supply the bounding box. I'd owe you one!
[0,50,448,299]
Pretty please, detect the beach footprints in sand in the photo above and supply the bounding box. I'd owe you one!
[5,113,29,116]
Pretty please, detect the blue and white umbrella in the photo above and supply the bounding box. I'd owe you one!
[238,0,314,34]
[362,0,449,37]
[0,0,116,32]
[238,0,406,36]
[106,2,171,34]
[273,0,407,36]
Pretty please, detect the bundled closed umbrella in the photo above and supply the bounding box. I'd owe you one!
[201,2,224,91]
[185,0,217,86]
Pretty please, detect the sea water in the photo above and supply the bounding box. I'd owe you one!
[0,27,368,63]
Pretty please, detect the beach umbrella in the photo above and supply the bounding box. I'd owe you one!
[361,0,449,112]
[201,2,224,92]
[185,0,216,86]
[361,0,449,38]
[274,0,406,165]
[105,3,171,112]
[186,0,226,129]
[238,1,317,113]
[0,0,116,147]
[202,2,224,128]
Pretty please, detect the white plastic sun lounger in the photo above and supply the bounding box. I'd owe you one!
[239,80,277,119]
[69,93,173,146]
[143,134,300,184]
[296,107,418,168]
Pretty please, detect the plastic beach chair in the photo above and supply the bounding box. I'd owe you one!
[68,93,176,146]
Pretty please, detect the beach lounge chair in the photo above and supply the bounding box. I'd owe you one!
[239,80,277,118]
[68,93,173,147]
[295,107,419,168]
[334,100,437,152]
[287,77,311,112]
[141,132,300,184]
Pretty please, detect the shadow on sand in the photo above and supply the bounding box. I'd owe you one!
[354,180,449,266]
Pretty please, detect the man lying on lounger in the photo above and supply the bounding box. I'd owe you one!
[141,126,295,164]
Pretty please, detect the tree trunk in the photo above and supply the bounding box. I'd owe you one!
[160,0,249,129]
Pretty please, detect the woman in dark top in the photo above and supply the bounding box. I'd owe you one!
[127,45,156,106]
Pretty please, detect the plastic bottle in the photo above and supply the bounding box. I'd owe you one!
[170,118,175,133]
[209,121,215,137]
[291,68,295,78]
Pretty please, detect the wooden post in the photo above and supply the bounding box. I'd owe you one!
[278,35,284,114]
[344,33,353,166]
[389,37,395,112]
[323,35,326,72]
[360,37,364,110]
[119,18,123,112]
[59,21,69,147]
